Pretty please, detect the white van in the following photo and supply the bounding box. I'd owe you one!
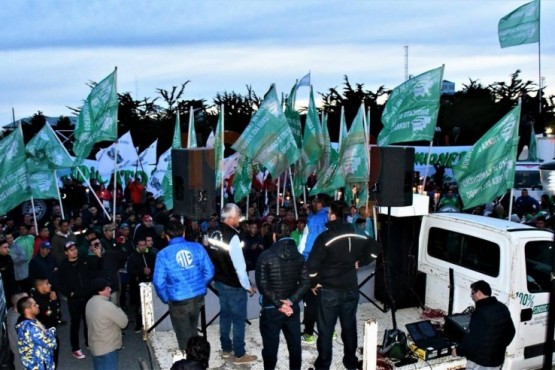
[418,212,554,369]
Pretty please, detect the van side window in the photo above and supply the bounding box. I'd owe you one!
[427,227,500,277]
[525,241,553,293]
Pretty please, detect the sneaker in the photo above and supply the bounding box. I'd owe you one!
[134,325,142,334]
[72,350,86,359]
[221,351,232,358]
[301,333,316,344]
[232,354,257,364]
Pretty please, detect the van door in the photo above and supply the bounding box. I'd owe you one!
[516,239,553,362]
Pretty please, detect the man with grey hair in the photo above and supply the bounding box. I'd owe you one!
[206,203,257,364]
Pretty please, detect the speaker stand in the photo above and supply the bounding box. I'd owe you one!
[386,206,398,330]
[358,271,388,313]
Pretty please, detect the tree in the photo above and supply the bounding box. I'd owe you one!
[319,76,388,142]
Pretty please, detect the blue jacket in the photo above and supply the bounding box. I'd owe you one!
[302,207,329,260]
[153,237,214,303]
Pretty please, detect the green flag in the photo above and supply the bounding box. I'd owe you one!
[378,66,444,146]
[0,129,31,215]
[74,69,118,162]
[187,106,198,148]
[232,84,300,178]
[25,164,59,200]
[453,104,520,210]
[319,113,331,171]
[297,87,324,181]
[339,106,348,154]
[310,104,369,200]
[214,107,224,189]
[528,125,538,161]
[232,154,253,203]
[162,112,182,209]
[285,82,303,149]
[26,124,74,170]
[498,0,540,48]
[25,125,73,200]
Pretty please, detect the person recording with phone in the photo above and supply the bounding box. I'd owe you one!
[86,237,123,304]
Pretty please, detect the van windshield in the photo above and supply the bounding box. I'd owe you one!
[515,170,543,190]
[525,240,554,293]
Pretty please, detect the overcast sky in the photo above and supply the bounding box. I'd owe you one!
[1,0,553,125]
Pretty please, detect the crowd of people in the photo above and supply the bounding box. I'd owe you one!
[0,174,526,370]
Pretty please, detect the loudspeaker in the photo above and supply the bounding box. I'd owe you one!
[369,146,415,207]
[375,215,425,309]
[172,148,216,219]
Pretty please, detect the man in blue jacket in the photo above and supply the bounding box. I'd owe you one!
[153,220,214,350]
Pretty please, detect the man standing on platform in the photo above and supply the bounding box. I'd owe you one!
[307,201,377,370]
[453,280,515,370]
[206,203,258,365]
[153,221,214,351]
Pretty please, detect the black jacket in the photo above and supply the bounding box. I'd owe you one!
[57,258,94,299]
[255,238,310,308]
[458,296,516,367]
[307,219,376,291]
[30,289,61,329]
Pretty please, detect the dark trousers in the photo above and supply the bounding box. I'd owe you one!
[314,288,359,370]
[168,295,204,351]
[259,304,302,370]
[68,297,88,351]
[302,290,318,335]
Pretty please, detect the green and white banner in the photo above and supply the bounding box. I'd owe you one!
[453,104,521,210]
[378,66,444,146]
[498,0,540,48]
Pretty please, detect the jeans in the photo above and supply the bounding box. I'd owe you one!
[92,350,119,370]
[302,290,318,335]
[215,281,247,357]
[68,297,88,351]
[168,295,204,350]
[260,304,302,370]
[314,288,359,370]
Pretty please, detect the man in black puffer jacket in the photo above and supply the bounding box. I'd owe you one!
[255,221,310,370]
[454,280,515,369]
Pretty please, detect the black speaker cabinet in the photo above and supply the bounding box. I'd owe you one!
[172,148,216,219]
[369,146,415,207]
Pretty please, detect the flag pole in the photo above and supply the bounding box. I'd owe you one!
[246,195,250,220]
[363,103,371,215]
[220,104,225,209]
[421,141,434,192]
[53,170,66,219]
[30,196,39,233]
[112,141,118,224]
[538,0,542,114]
[276,176,280,216]
[288,168,298,220]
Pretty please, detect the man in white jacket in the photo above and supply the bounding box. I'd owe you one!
[86,278,129,370]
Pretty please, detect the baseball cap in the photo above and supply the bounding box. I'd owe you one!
[143,215,153,222]
[64,241,76,250]
[119,223,129,229]
[40,241,52,249]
